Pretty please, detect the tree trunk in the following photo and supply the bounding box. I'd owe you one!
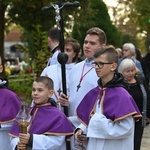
[0,3,7,77]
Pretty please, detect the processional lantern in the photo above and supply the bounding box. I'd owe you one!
[16,104,31,134]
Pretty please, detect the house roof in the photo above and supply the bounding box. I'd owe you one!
[5,30,22,42]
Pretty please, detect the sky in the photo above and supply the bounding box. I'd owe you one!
[103,0,119,21]
[103,0,118,7]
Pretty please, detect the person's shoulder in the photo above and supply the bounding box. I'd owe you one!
[1,88,19,97]
[135,74,145,83]
[48,64,58,69]
[76,60,85,66]
[49,106,68,118]
[135,59,141,64]
[42,64,58,72]
[118,57,124,64]
[118,57,124,61]
[70,60,85,70]
[111,86,130,97]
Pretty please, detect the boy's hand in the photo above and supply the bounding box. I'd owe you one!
[17,141,26,150]
[75,129,88,142]
[58,93,69,106]
[19,133,30,145]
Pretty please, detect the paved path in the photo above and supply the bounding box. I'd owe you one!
[141,125,150,150]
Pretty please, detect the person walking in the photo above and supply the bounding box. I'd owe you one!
[75,46,142,150]
[41,37,80,103]
[9,76,73,150]
[46,27,60,66]
[117,43,144,77]
[118,58,150,150]
[0,56,22,150]
[58,27,107,149]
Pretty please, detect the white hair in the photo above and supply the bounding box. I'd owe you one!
[123,43,135,54]
[116,48,122,52]
[118,58,136,74]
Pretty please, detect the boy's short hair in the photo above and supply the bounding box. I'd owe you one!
[34,76,54,90]
[86,27,107,45]
[94,45,118,63]
[65,37,81,62]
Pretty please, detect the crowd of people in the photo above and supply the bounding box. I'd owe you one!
[0,26,150,150]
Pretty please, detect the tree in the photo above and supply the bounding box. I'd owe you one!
[134,0,150,48]
[104,0,150,53]
[72,0,122,47]
[4,0,56,76]
[0,0,55,77]
[0,0,9,77]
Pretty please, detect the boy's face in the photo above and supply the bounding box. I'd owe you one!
[94,54,116,79]
[83,34,102,60]
[64,43,76,64]
[32,81,53,105]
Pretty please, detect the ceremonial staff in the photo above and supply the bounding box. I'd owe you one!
[42,1,80,149]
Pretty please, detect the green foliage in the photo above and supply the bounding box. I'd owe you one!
[8,74,34,105]
[135,0,150,32]
[30,25,49,76]
[72,0,122,47]
[7,0,56,31]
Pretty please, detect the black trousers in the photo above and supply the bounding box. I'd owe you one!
[134,121,144,150]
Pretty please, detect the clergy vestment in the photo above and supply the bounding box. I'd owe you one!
[67,59,98,150]
[76,74,142,150]
[0,79,21,150]
[68,59,98,127]
[9,103,73,150]
[46,47,59,67]
[41,63,75,102]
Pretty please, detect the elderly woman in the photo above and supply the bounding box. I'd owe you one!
[117,43,144,77]
[118,58,150,150]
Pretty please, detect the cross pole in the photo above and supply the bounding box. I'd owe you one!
[42,1,80,150]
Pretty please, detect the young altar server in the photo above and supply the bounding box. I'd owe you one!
[0,56,22,150]
[9,76,73,150]
[41,37,80,102]
[75,46,142,150]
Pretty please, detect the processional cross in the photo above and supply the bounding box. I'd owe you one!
[42,1,80,150]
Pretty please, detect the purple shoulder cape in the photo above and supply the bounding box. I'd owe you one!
[9,103,73,137]
[76,86,142,126]
[0,88,21,123]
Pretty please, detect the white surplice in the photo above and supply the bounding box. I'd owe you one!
[41,63,75,102]
[46,50,59,66]
[0,122,13,150]
[68,59,98,150]
[77,101,135,150]
[10,134,66,150]
[68,59,98,127]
